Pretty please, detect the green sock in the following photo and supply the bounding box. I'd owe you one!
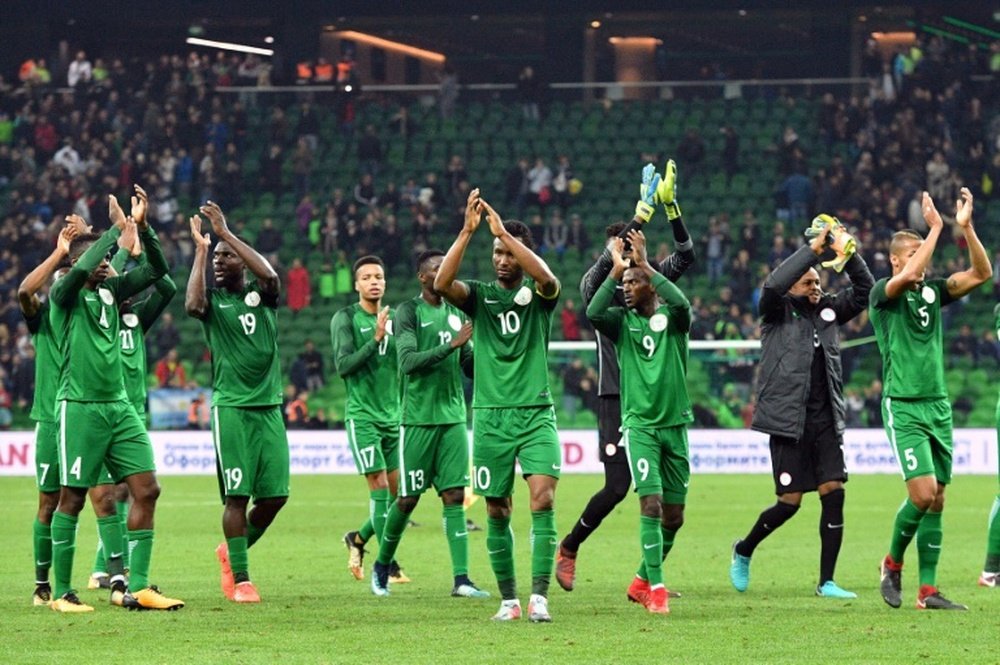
[358,518,375,544]
[227,536,250,578]
[376,502,410,566]
[246,523,265,548]
[985,495,1000,572]
[530,509,556,597]
[661,525,678,561]
[128,529,154,591]
[487,516,516,599]
[92,531,106,576]
[916,510,943,587]
[369,489,391,543]
[889,498,926,563]
[51,511,78,598]
[443,504,468,577]
[641,515,664,587]
[116,501,129,569]
[96,514,125,577]
[33,518,52,583]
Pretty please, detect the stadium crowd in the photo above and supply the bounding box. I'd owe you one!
[0,34,998,429]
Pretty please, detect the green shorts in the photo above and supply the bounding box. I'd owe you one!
[472,406,560,499]
[399,423,470,497]
[57,400,154,488]
[34,420,60,493]
[623,425,690,503]
[212,405,290,501]
[347,418,400,476]
[882,397,953,484]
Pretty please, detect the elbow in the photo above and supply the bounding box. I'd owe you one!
[432,275,450,294]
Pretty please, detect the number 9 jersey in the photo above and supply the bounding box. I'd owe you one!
[201,281,283,407]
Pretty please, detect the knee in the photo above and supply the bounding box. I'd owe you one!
[93,489,117,516]
[608,478,631,503]
[57,489,86,516]
[661,506,684,531]
[931,491,946,513]
[639,496,662,519]
[132,478,161,505]
[530,487,555,512]
[486,498,511,520]
[395,496,419,514]
[440,488,464,506]
[38,493,59,521]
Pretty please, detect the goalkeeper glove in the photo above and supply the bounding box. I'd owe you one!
[635,163,660,223]
[805,214,856,272]
[654,159,681,221]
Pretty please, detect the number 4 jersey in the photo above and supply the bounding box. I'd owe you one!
[201,282,283,407]
[869,277,955,400]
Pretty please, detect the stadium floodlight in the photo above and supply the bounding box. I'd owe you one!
[185,37,274,57]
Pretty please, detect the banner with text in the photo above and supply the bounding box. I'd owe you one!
[0,429,995,477]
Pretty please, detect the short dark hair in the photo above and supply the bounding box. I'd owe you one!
[68,233,102,262]
[503,220,534,250]
[889,230,923,256]
[605,221,626,238]
[353,255,384,276]
[416,249,444,271]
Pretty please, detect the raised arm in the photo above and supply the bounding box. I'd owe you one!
[112,221,168,302]
[832,252,874,324]
[185,215,212,319]
[135,250,177,331]
[395,301,467,375]
[201,200,279,299]
[884,192,943,300]
[19,225,75,318]
[630,229,691,330]
[331,309,378,378]
[585,237,627,340]
[946,187,992,299]
[579,243,615,306]
[481,199,560,298]
[434,188,481,307]
[50,222,121,307]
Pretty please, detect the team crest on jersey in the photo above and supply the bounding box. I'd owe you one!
[122,313,139,328]
[386,319,394,335]
[820,308,836,322]
[921,286,935,304]
[447,314,462,331]
[98,287,114,305]
[245,291,261,307]
[514,286,533,306]
[649,313,667,332]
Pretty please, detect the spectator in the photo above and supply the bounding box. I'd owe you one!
[153,312,181,362]
[444,154,468,202]
[702,217,730,287]
[256,217,283,254]
[297,102,321,153]
[287,258,311,315]
[676,128,706,175]
[358,124,382,176]
[778,168,813,224]
[66,50,92,89]
[560,357,587,425]
[299,339,325,390]
[949,323,978,366]
[438,66,459,119]
[291,137,314,201]
[552,154,575,211]
[567,213,590,254]
[517,66,542,121]
[561,299,581,341]
[528,157,553,210]
[354,173,378,209]
[296,194,315,236]
[154,348,186,388]
[506,157,531,218]
[186,394,209,430]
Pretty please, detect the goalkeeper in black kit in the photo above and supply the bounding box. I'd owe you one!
[555,160,694,592]
[729,215,873,599]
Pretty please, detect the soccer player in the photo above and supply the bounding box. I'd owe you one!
[369,250,489,599]
[186,201,289,604]
[558,159,694,592]
[332,255,407,583]
[980,302,1000,588]
[90,188,176,590]
[434,189,561,622]
[874,188,991,610]
[729,217,872,599]
[48,195,183,612]
[586,229,692,615]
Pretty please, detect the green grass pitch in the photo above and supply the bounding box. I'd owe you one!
[2,473,999,664]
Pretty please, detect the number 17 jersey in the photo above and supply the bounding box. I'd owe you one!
[201,282,283,407]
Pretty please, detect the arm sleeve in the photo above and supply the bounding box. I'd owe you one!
[868,279,889,309]
[395,301,456,375]
[457,281,479,317]
[758,245,818,320]
[331,309,377,378]
[579,250,614,306]
[110,247,131,274]
[110,227,168,302]
[585,277,623,341]
[50,228,121,307]
[832,253,875,324]
[656,245,696,283]
[651,272,692,333]
[459,340,474,378]
[137,273,178,332]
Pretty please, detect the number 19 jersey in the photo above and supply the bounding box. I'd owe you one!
[459,278,557,409]
[201,282,283,407]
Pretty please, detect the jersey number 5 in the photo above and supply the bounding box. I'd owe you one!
[917,306,929,328]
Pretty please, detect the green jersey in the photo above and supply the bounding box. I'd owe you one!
[396,294,471,426]
[25,301,59,422]
[870,278,954,400]
[201,281,283,407]
[112,248,177,410]
[586,274,693,428]
[49,226,168,403]
[331,303,400,422]
[458,278,558,409]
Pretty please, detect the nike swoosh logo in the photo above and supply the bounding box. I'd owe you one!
[629,327,641,332]
[36,560,51,566]
[928,543,942,549]
[579,518,591,528]
[219,303,234,308]
[487,548,505,555]
[420,321,434,327]
[454,531,468,538]
[109,551,123,559]
[484,298,500,304]
[901,531,913,538]
[826,523,844,529]
[360,327,372,332]
[52,540,69,546]
[85,297,97,302]
[551,464,561,471]
[683,482,690,488]
[643,543,658,550]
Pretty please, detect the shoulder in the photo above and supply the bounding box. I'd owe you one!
[869,278,889,307]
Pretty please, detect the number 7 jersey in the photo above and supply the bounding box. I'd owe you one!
[201,282,283,407]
